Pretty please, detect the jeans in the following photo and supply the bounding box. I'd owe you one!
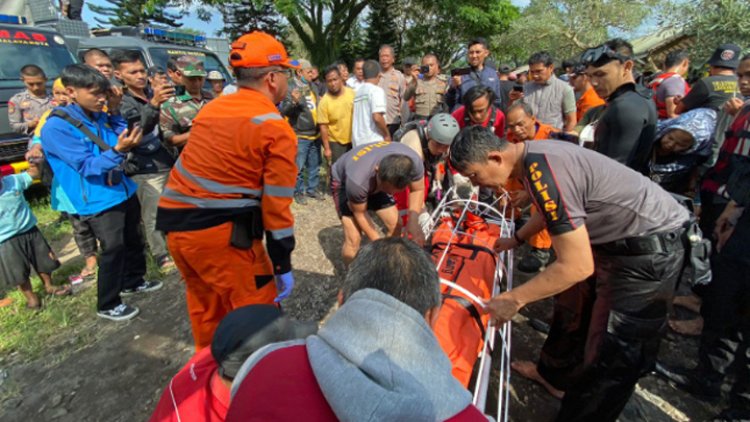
[82,196,147,311]
[131,172,169,259]
[295,138,321,195]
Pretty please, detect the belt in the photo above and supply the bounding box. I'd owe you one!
[595,227,685,256]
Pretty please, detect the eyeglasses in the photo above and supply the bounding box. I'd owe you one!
[270,68,293,78]
[581,46,630,67]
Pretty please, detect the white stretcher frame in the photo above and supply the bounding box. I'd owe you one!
[424,187,514,422]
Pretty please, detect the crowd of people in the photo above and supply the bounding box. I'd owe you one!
[0,24,749,421]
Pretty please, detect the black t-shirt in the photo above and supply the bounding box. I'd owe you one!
[498,80,514,114]
[680,74,738,111]
[594,83,656,175]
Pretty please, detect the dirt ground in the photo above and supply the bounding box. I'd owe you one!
[0,196,723,421]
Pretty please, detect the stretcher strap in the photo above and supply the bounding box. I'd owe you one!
[442,293,486,340]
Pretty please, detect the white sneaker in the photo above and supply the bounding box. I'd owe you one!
[97,304,140,321]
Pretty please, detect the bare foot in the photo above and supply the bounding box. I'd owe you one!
[669,318,703,336]
[511,360,565,399]
[673,295,701,313]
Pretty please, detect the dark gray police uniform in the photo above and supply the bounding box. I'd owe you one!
[520,141,689,421]
[330,142,423,218]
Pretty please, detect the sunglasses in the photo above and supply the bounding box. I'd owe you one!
[581,46,630,67]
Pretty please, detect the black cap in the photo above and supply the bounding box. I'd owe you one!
[147,65,166,77]
[707,44,741,70]
[498,64,512,74]
[403,57,418,66]
[572,63,587,75]
[210,305,318,380]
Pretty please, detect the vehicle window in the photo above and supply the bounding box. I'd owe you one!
[149,47,233,89]
[0,29,76,87]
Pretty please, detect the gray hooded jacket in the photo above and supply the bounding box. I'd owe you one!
[233,288,485,421]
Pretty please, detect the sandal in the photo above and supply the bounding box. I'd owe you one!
[79,267,97,280]
[46,284,72,297]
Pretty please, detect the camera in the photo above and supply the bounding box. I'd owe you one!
[419,65,430,74]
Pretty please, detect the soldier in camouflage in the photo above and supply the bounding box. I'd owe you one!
[159,56,212,150]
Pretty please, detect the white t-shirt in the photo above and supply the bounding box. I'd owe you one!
[352,82,387,147]
[347,77,364,90]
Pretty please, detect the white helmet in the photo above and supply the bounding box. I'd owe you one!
[427,113,460,145]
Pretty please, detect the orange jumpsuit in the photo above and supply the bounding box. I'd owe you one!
[156,88,297,350]
[506,122,557,250]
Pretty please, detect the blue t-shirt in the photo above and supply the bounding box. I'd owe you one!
[0,173,36,243]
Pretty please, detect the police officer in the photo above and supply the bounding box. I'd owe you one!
[159,56,212,151]
[449,126,689,421]
[156,32,299,350]
[8,65,53,135]
[404,54,448,121]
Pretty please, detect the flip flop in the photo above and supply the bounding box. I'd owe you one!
[46,285,72,297]
[0,297,14,308]
[79,267,97,280]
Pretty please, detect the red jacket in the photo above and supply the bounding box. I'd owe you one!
[226,343,488,421]
[149,348,230,422]
[452,106,506,138]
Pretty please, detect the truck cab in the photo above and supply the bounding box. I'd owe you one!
[0,15,76,175]
[76,26,233,92]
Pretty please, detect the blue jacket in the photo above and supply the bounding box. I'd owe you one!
[40,103,136,216]
[447,65,503,111]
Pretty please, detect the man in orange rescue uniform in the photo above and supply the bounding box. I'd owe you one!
[156,31,299,350]
[505,102,559,273]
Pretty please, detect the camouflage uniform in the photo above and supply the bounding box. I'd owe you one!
[159,56,211,147]
[8,90,53,135]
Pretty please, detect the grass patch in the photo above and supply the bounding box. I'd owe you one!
[0,260,96,363]
[0,195,167,364]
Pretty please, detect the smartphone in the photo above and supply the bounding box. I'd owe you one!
[512,84,524,92]
[420,65,430,74]
[174,85,186,96]
[123,108,141,133]
[450,67,472,77]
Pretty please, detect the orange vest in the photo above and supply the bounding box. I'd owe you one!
[576,86,606,122]
[157,88,297,243]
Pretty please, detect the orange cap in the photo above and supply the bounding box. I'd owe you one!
[230,31,300,69]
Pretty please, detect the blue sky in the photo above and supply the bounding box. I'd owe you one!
[83,0,532,37]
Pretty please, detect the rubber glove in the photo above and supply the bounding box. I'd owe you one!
[274,271,295,303]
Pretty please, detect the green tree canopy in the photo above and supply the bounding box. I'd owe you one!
[492,0,664,66]
[673,0,750,62]
[90,0,182,27]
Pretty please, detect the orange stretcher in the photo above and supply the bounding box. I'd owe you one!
[423,187,514,421]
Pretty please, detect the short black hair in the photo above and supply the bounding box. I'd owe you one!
[166,57,179,72]
[462,84,496,111]
[20,64,46,78]
[61,64,111,92]
[83,48,110,63]
[110,49,143,70]
[528,51,554,67]
[561,59,575,69]
[743,54,750,62]
[449,125,509,173]
[354,57,365,65]
[324,64,341,79]
[468,37,489,50]
[343,237,440,315]
[363,60,381,79]
[377,154,415,189]
[604,38,634,58]
[664,50,689,69]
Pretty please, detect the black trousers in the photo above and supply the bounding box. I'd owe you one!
[699,252,750,411]
[82,196,147,311]
[387,123,400,138]
[536,232,685,421]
